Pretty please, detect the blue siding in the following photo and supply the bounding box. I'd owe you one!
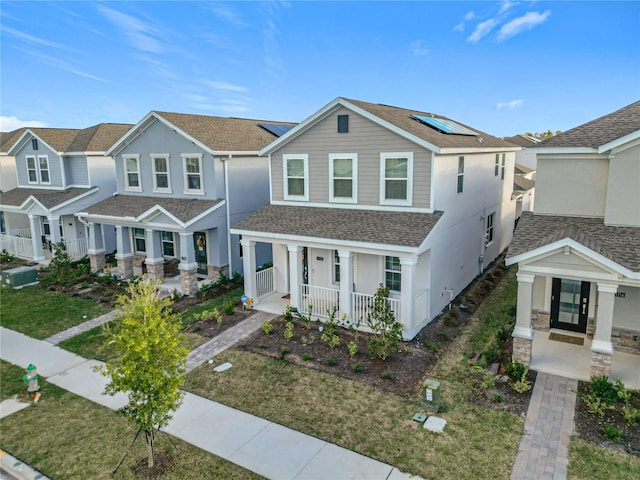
[15,139,64,188]
[64,157,90,186]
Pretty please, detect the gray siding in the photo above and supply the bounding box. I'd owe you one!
[64,157,90,186]
[16,142,64,188]
[270,106,432,208]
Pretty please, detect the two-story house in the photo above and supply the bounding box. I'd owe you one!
[0,129,24,194]
[78,111,295,296]
[0,124,132,262]
[232,97,518,339]
[507,100,640,386]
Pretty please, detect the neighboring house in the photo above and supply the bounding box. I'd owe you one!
[0,124,132,262]
[513,163,535,220]
[77,111,295,296]
[232,97,518,339]
[504,134,540,175]
[507,100,640,382]
[0,129,24,193]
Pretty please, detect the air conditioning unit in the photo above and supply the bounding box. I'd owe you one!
[2,266,38,287]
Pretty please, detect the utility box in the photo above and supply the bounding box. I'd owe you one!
[2,266,38,287]
[423,378,441,413]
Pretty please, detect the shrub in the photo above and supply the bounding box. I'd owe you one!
[223,298,235,315]
[602,424,622,442]
[473,365,496,389]
[494,393,504,403]
[352,363,363,373]
[284,321,294,341]
[325,356,336,366]
[259,343,267,349]
[510,368,532,394]
[482,341,502,364]
[0,250,16,262]
[366,284,404,361]
[279,346,289,357]
[505,361,526,382]
[261,321,273,335]
[301,353,313,361]
[193,309,222,324]
[589,376,620,404]
[580,393,615,418]
[347,341,358,356]
[622,404,639,426]
[381,367,394,380]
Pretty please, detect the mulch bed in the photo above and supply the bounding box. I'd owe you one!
[183,307,256,339]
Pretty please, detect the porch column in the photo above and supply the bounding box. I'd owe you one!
[87,222,105,272]
[591,283,618,378]
[144,229,164,281]
[178,233,198,296]
[28,214,44,261]
[241,239,257,301]
[287,245,302,311]
[338,250,353,322]
[115,226,133,279]
[512,272,535,367]
[48,216,62,243]
[399,257,417,339]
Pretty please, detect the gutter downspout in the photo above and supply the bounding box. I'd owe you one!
[222,155,233,275]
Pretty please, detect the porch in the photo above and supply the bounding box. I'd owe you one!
[0,231,88,261]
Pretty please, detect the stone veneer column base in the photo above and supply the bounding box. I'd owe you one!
[532,311,550,331]
[207,265,228,280]
[89,252,106,272]
[590,352,612,378]
[117,256,134,279]
[180,267,198,296]
[146,260,165,282]
[512,337,532,367]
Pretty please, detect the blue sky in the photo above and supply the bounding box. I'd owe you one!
[1,1,638,137]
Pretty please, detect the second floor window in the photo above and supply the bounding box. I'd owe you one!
[124,155,141,191]
[183,155,203,194]
[385,256,401,292]
[380,153,413,206]
[152,155,171,192]
[26,156,37,183]
[26,155,50,184]
[501,153,506,180]
[495,154,500,176]
[457,156,464,193]
[133,228,146,252]
[283,154,309,201]
[38,156,50,183]
[329,154,357,203]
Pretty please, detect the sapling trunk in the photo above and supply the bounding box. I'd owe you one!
[145,429,155,468]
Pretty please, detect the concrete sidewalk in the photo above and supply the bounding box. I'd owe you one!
[0,327,420,479]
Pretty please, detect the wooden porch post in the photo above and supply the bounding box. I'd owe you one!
[338,250,353,321]
[287,245,302,310]
[241,239,257,301]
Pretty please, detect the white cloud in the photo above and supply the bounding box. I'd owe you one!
[96,5,164,53]
[497,99,524,109]
[497,10,551,41]
[204,81,248,93]
[23,50,108,83]
[3,26,78,53]
[453,11,476,32]
[499,1,520,14]
[467,18,500,43]
[465,11,477,21]
[208,4,248,28]
[0,116,48,131]
[410,40,429,56]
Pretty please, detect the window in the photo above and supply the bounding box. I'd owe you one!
[337,115,349,133]
[42,218,51,236]
[161,231,175,257]
[26,156,38,183]
[31,139,38,150]
[182,155,203,194]
[133,228,146,252]
[283,154,309,200]
[457,156,464,193]
[152,155,171,192]
[501,153,506,180]
[485,213,495,244]
[38,156,50,184]
[385,256,401,292]
[495,154,499,176]
[333,250,340,283]
[380,152,413,206]
[124,155,141,191]
[329,153,357,203]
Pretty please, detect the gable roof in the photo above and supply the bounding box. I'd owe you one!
[514,163,534,175]
[0,128,26,154]
[536,100,640,151]
[0,187,96,210]
[67,123,133,152]
[504,134,540,148]
[11,128,81,154]
[513,175,535,193]
[261,97,519,156]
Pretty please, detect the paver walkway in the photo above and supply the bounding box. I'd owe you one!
[187,311,275,372]
[511,372,578,480]
[44,309,121,345]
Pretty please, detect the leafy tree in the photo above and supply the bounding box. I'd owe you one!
[366,284,404,360]
[98,279,188,468]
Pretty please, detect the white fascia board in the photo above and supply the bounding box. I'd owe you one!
[439,146,521,155]
[532,147,597,155]
[19,196,48,212]
[183,200,225,227]
[49,187,99,212]
[76,212,138,223]
[213,151,259,157]
[599,130,640,153]
[65,151,107,156]
[105,114,154,157]
[7,130,59,156]
[138,205,185,228]
[269,199,434,214]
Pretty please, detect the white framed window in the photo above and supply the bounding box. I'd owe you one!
[384,256,401,292]
[457,156,464,193]
[26,156,38,183]
[152,154,171,192]
[380,153,413,206]
[182,154,203,194]
[283,154,309,201]
[501,153,506,180]
[329,153,357,203]
[485,212,495,245]
[495,154,500,176]
[161,231,175,257]
[133,228,146,252]
[124,155,141,191]
[333,250,340,283]
[38,155,50,184]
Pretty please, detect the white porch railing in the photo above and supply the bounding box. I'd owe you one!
[299,284,339,319]
[61,238,89,260]
[7,228,31,238]
[256,266,275,298]
[351,291,401,325]
[0,234,34,259]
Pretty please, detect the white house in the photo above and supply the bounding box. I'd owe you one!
[232,97,518,339]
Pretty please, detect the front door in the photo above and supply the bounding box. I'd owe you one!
[193,232,207,275]
[302,247,308,284]
[550,278,590,333]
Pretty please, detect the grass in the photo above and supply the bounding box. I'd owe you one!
[0,362,262,480]
[568,437,640,479]
[0,285,111,339]
[1,360,29,401]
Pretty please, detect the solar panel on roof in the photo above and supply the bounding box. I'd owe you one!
[258,123,294,137]
[411,115,478,136]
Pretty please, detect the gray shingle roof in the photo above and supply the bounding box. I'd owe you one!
[84,194,222,223]
[513,176,535,192]
[0,187,95,209]
[0,128,26,153]
[233,204,443,248]
[344,98,517,150]
[507,212,640,272]
[538,100,640,149]
[67,123,133,152]
[504,135,540,148]
[514,163,534,175]
[154,112,297,152]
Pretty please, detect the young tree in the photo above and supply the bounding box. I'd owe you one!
[366,284,404,360]
[98,279,188,468]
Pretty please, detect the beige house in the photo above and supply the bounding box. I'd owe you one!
[507,100,640,386]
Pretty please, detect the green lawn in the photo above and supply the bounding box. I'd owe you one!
[0,360,29,401]
[568,437,640,479]
[0,285,111,339]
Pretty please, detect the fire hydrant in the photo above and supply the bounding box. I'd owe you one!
[22,364,41,402]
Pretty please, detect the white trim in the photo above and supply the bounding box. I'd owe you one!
[591,340,614,355]
[7,130,59,156]
[328,153,358,204]
[513,326,533,340]
[37,155,51,185]
[532,147,597,154]
[151,153,172,193]
[60,155,67,188]
[598,129,640,153]
[380,152,413,206]
[132,227,146,253]
[161,230,176,257]
[25,155,38,184]
[268,153,273,204]
[123,154,142,192]
[283,154,309,201]
[269,200,434,213]
[429,151,435,210]
[182,154,204,195]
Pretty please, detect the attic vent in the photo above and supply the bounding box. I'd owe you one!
[258,123,294,137]
[411,115,477,136]
[31,139,38,150]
